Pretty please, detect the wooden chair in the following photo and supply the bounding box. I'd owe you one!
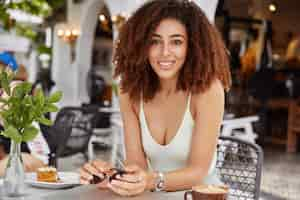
[287,99,300,153]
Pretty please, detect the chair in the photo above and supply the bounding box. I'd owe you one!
[287,99,300,153]
[221,115,259,144]
[216,136,263,200]
[46,107,96,167]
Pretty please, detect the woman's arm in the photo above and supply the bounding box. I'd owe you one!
[118,91,148,169]
[79,91,148,188]
[146,80,225,191]
[106,91,150,196]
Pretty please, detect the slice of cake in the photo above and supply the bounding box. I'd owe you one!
[37,167,58,182]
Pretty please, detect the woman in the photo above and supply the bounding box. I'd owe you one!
[80,0,231,196]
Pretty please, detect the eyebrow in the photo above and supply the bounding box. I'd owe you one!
[152,33,186,39]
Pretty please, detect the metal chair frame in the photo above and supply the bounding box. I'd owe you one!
[216,136,263,200]
[46,107,97,167]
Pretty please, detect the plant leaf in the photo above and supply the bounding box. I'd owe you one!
[22,126,39,142]
[48,91,62,103]
[44,104,59,113]
[1,73,10,96]
[37,116,53,126]
[23,96,33,105]
[0,97,8,104]
[35,88,45,107]
[7,73,14,83]
[13,82,32,98]
[1,126,22,143]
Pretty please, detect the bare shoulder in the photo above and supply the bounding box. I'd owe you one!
[191,79,225,114]
[118,88,139,116]
[192,79,224,101]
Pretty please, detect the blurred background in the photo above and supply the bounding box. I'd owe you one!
[0,0,300,199]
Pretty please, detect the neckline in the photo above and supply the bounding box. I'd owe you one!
[140,94,191,148]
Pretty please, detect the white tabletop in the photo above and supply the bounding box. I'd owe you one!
[43,185,185,200]
[0,179,58,200]
[0,180,185,200]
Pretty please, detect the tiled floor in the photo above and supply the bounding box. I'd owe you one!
[58,144,300,200]
[260,145,300,200]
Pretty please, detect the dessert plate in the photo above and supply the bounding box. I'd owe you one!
[25,172,81,189]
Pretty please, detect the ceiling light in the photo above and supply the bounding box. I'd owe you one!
[99,14,106,22]
[269,3,277,13]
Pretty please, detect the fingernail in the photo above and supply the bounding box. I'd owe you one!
[97,173,104,179]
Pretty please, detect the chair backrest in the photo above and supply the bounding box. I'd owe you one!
[216,136,263,200]
[46,107,97,166]
[46,108,76,166]
[81,104,111,128]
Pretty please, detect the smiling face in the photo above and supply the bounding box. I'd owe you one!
[148,18,188,82]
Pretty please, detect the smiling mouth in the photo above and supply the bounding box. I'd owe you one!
[157,61,175,69]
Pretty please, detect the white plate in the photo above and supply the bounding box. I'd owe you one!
[25,172,81,189]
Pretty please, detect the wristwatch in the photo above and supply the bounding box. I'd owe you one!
[153,172,165,192]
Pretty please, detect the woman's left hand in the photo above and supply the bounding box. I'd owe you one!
[107,164,148,196]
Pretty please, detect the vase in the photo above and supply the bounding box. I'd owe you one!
[3,140,25,197]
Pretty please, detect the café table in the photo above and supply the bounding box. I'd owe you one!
[0,180,185,200]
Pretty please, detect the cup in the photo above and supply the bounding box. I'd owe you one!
[184,185,229,200]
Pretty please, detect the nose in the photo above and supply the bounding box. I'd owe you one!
[162,42,171,56]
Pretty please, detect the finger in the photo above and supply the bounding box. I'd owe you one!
[92,160,113,172]
[23,163,30,171]
[124,164,140,173]
[21,157,30,169]
[23,162,34,172]
[83,163,105,178]
[110,179,145,191]
[107,182,132,196]
[79,168,93,181]
[108,181,145,197]
[80,177,90,185]
[96,179,109,189]
[114,174,142,183]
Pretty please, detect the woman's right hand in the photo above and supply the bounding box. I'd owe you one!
[80,159,113,188]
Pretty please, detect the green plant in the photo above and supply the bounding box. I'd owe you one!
[37,44,52,56]
[0,68,62,143]
[0,0,66,41]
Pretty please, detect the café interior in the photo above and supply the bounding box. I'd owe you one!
[0,0,300,199]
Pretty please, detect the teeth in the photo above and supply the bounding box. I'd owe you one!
[158,61,174,66]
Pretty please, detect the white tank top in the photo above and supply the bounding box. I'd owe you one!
[139,94,221,184]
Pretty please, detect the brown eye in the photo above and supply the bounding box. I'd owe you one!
[172,39,183,45]
[150,39,160,45]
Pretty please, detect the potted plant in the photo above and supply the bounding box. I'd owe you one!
[0,67,62,197]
